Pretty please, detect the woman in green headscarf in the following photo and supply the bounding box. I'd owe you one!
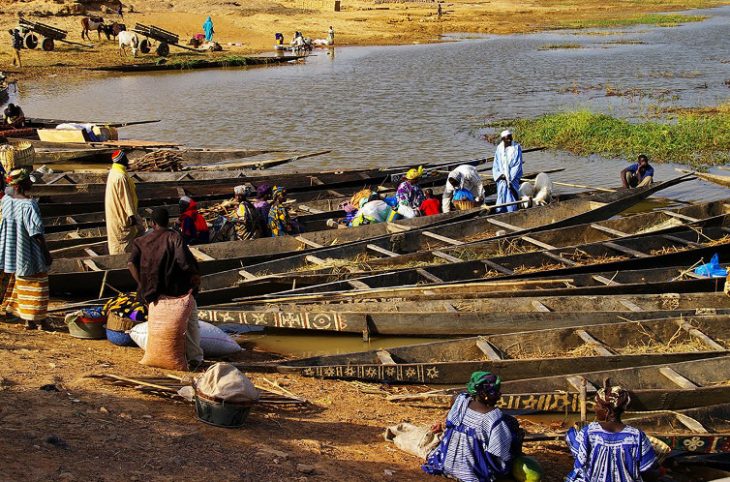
[423,371,532,482]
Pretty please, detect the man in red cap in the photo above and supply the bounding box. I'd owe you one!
[105,150,141,254]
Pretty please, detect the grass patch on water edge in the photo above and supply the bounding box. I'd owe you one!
[538,43,583,50]
[565,13,707,29]
[489,104,730,168]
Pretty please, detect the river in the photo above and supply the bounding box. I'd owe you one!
[16,6,730,356]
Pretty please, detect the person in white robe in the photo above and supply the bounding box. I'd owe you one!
[492,130,523,213]
[441,164,485,213]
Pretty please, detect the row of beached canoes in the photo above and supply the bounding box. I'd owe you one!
[41,153,730,453]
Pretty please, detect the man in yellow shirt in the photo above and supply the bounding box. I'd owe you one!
[105,150,141,254]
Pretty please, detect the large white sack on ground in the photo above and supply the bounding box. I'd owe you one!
[130,321,243,357]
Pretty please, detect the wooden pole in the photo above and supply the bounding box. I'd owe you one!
[579,377,587,427]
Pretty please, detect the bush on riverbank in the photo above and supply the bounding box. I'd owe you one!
[492,104,730,168]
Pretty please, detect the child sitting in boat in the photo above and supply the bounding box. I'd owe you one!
[565,379,657,482]
[419,189,441,216]
[268,186,299,237]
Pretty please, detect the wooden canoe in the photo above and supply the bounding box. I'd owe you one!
[497,356,730,413]
[215,265,728,308]
[275,220,730,297]
[390,357,730,414]
[43,170,557,254]
[260,315,730,384]
[33,146,547,191]
[195,176,694,293]
[211,198,729,283]
[46,178,683,298]
[676,168,730,188]
[219,285,730,315]
[47,207,485,298]
[34,157,525,216]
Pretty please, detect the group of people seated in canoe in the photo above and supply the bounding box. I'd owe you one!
[329,130,555,228]
[181,183,302,244]
[388,371,659,482]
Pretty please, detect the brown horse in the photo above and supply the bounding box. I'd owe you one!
[81,16,104,40]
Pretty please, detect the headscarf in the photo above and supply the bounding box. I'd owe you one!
[405,166,424,181]
[272,185,286,202]
[466,371,501,398]
[256,183,273,199]
[234,185,253,197]
[500,130,512,139]
[6,167,34,186]
[595,378,631,422]
[111,149,127,164]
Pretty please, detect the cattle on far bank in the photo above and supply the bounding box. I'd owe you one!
[82,16,126,41]
[118,30,139,57]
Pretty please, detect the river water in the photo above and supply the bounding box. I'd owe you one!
[17,7,730,356]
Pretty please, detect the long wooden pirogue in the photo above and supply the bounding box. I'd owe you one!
[499,356,730,413]
[216,265,727,309]
[48,179,683,298]
[205,197,728,284]
[43,169,558,246]
[262,315,730,384]
[390,357,730,414]
[198,292,730,337]
[35,148,541,195]
[265,219,730,298]
[36,155,542,217]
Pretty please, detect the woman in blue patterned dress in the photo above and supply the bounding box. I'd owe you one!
[566,379,657,482]
[422,371,523,482]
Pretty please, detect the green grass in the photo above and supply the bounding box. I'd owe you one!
[489,104,730,168]
[565,13,706,29]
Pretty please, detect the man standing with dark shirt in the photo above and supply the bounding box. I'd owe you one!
[128,208,203,369]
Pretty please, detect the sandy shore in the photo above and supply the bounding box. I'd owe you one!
[0,0,728,82]
[0,323,573,481]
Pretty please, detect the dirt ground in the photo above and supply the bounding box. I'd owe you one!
[0,323,575,481]
[0,0,728,81]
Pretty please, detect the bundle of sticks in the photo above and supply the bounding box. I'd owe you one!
[91,373,308,407]
[198,199,238,222]
[129,150,185,172]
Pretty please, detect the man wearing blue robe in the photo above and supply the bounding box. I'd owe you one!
[492,130,523,213]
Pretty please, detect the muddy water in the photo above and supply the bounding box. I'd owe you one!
[14,8,730,355]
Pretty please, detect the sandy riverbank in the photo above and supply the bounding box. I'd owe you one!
[0,0,728,82]
[0,323,573,481]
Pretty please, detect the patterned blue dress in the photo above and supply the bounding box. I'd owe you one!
[422,393,519,482]
[566,422,656,482]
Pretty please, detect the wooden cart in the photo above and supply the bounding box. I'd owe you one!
[132,23,199,57]
[18,18,92,51]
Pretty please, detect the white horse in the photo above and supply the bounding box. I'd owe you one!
[118,30,139,57]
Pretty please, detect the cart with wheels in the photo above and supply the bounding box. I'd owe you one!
[132,23,200,57]
[18,18,92,51]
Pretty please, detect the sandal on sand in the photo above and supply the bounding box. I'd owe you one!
[23,320,37,330]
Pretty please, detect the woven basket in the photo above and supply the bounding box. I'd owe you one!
[106,311,135,331]
[0,141,35,172]
[453,199,478,211]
